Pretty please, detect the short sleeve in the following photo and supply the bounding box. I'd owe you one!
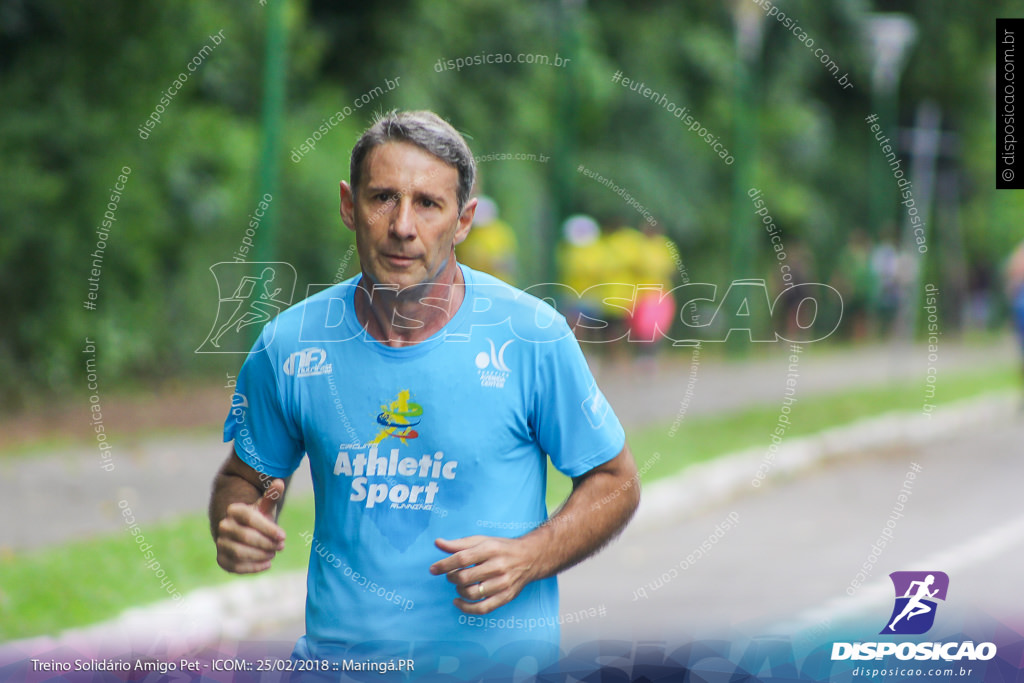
[532,321,626,478]
[223,331,305,478]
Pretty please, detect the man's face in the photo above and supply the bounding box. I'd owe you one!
[340,141,475,292]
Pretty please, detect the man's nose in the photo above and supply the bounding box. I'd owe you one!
[389,197,417,240]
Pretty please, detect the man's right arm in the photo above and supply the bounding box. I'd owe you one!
[209,449,288,574]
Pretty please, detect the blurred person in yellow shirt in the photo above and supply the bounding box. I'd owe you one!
[559,215,606,344]
[601,226,647,334]
[457,195,518,284]
[559,220,680,354]
[628,225,678,359]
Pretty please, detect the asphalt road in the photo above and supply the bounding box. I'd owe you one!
[246,406,1024,671]
[557,416,1024,647]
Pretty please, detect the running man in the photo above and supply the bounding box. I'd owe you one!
[888,574,939,631]
[209,110,639,672]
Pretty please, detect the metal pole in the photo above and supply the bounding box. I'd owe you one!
[547,0,581,287]
[899,101,941,338]
[255,0,287,267]
[249,0,287,345]
[727,4,762,356]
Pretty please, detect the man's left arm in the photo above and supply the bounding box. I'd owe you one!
[430,444,639,614]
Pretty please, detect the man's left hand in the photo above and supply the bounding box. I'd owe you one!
[429,535,541,614]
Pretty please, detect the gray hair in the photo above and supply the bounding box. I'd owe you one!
[349,110,476,214]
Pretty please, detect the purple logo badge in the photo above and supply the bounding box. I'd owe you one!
[881,571,949,635]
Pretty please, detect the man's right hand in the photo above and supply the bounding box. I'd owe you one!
[215,478,287,574]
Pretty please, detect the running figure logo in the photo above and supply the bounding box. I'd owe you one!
[881,571,950,635]
[196,262,296,353]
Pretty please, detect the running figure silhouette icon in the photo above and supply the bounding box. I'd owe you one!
[881,571,950,635]
[196,262,296,353]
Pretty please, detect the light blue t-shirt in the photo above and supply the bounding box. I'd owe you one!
[223,265,625,666]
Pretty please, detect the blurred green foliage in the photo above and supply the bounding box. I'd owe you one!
[0,0,1017,406]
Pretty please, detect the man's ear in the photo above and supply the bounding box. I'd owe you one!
[340,180,357,232]
[453,197,478,246]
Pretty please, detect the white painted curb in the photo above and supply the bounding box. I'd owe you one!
[635,391,1017,528]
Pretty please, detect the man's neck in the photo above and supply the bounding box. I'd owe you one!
[354,264,466,347]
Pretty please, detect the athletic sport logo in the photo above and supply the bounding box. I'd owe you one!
[371,389,423,445]
[881,571,949,635]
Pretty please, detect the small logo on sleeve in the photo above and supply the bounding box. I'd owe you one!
[581,379,609,428]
